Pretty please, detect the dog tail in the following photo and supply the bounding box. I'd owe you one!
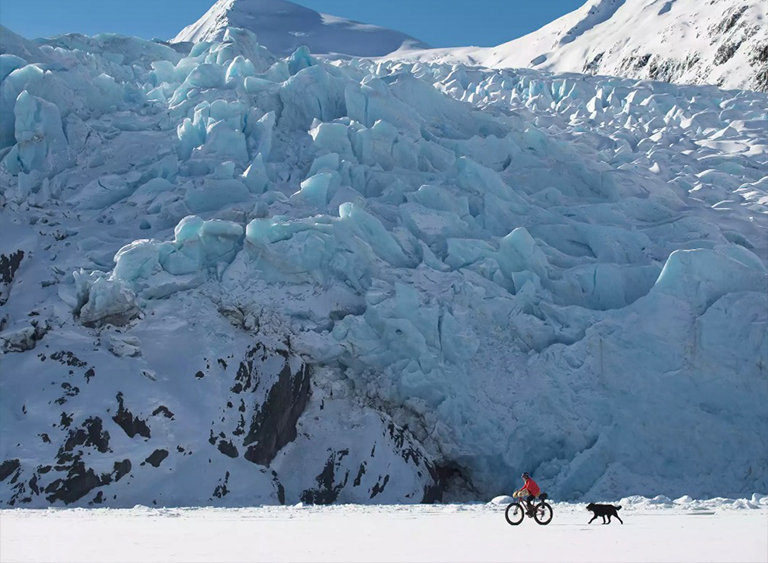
[614,505,622,511]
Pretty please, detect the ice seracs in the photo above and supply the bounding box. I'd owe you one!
[0,10,767,508]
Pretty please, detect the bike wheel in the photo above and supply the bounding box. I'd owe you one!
[505,502,525,525]
[533,502,553,525]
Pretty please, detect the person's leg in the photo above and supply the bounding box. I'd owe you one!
[526,495,535,515]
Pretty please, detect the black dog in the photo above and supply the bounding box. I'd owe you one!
[586,503,623,524]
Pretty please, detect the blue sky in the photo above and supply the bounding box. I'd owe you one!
[1,0,584,47]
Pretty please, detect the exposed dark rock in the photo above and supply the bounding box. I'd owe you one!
[0,459,20,481]
[112,459,131,482]
[60,417,110,456]
[271,472,286,505]
[0,250,24,305]
[151,406,175,419]
[212,471,230,498]
[195,370,205,379]
[634,53,651,69]
[112,392,151,439]
[243,353,311,466]
[712,4,748,35]
[44,461,103,504]
[144,449,168,468]
[231,345,266,394]
[754,43,768,64]
[353,463,366,487]
[59,411,73,428]
[50,351,87,368]
[217,440,239,458]
[384,420,433,471]
[29,474,39,495]
[421,483,442,503]
[648,58,676,82]
[421,462,471,504]
[752,44,768,90]
[370,474,390,499]
[757,67,768,92]
[232,413,246,436]
[714,41,742,66]
[583,52,603,74]
[300,450,349,505]
[54,382,80,405]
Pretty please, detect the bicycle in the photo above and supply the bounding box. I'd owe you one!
[505,492,553,525]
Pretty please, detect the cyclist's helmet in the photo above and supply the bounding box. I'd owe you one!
[521,472,530,479]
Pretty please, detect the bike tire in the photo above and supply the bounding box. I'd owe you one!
[505,502,525,526]
[533,502,553,525]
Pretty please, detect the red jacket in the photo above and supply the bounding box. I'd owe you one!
[522,477,540,497]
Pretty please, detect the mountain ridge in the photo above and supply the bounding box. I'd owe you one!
[391,0,768,92]
[172,0,428,57]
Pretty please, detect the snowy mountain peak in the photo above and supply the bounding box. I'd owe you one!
[554,0,627,48]
[172,0,429,57]
[396,0,768,92]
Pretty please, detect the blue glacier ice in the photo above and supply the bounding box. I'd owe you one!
[0,20,766,508]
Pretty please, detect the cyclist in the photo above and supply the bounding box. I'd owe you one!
[515,472,540,516]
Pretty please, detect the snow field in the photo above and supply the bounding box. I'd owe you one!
[1,500,767,563]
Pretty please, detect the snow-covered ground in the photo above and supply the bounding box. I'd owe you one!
[2,497,768,562]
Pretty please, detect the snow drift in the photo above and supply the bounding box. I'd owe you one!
[0,12,767,508]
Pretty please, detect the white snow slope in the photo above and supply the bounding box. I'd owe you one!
[395,0,768,93]
[172,0,429,57]
[2,496,768,563]
[0,14,767,509]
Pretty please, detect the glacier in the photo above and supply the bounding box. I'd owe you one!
[0,18,767,508]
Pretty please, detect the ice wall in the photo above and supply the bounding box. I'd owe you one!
[1,24,766,506]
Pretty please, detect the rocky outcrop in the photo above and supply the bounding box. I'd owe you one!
[243,351,311,466]
[0,251,24,306]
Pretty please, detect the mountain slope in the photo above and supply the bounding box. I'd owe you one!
[1,22,767,507]
[395,0,768,92]
[172,0,428,57]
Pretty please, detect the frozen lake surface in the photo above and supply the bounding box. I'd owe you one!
[2,500,767,562]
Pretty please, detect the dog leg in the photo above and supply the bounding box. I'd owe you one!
[588,515,598,524]
[616,514,623,524]
[607,514,612,524]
